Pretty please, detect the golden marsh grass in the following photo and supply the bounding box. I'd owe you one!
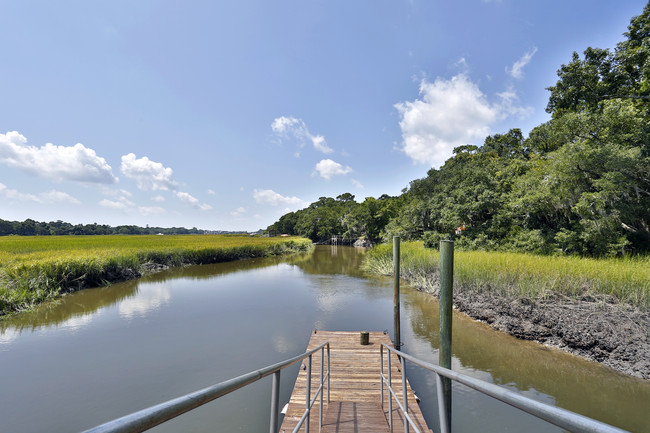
[364,241,650,309]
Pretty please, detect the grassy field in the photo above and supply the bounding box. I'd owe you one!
[0,235,313,316]
[363,241,650,309]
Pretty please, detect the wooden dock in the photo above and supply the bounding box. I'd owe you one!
[279,331,432,433]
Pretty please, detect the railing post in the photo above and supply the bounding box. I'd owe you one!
[387,349,393,432]
[380,346,384,407]
[436,374,450,433]
[401,355,409,433]
[270,370,280,433]
[327,343,330,404]
[305,355,312,433]
[393,236,401,351]
[319,346,324,432]
[439,240,454,433]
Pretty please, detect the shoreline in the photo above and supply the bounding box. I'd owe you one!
[409,272,649,380]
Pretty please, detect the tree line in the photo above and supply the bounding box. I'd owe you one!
[267,3,650,257]
[0,218,204,236]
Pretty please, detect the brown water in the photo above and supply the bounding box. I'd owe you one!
[0,246,648,432]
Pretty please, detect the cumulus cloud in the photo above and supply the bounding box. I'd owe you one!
[507,47,538,79]
[120,153,178,191]
[0,131,117,183]
[394,75,530,167]
[271,116,333,154]
[253,189,308,208]
[175,191,212,210]
[0,183,81,204]
[314,159,353,180]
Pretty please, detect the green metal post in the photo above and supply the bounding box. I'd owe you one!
[393,236,401,351]
[439,240,454,432]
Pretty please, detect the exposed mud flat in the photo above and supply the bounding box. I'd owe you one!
[410,274,650,380]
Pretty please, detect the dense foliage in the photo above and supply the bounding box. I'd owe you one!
[266,193,405,243]
[268,3,650,257]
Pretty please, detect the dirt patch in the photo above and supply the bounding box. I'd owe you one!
[410,274,650,380]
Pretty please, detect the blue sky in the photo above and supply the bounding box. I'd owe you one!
[0,0,646,231]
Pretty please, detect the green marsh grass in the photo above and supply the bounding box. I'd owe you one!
[363,241,650,309]
[0,235,313,315]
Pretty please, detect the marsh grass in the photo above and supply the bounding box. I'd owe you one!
[363,241,650,309]
[0,235,312,315]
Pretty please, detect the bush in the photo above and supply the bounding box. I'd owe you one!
[422,231,448,249]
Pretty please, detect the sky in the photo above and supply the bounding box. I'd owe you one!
[0,0,647,232]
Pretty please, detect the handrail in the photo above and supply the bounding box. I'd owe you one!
[81,342,330,433]
[380,343,629,433]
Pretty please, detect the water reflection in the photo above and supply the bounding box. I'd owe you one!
[118,284,171,319]
[0,250,313,333]
[289,245,369,277]
[0,279,138,335]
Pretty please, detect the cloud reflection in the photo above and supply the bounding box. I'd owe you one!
[0,327,20,346]
[119,285,171,319]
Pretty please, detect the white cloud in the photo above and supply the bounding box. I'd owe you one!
[175,191,212,211]
[231,207,247,217]
[271,116,333,154]
[176,191,198,204]
[314,159,353,180]
[253,189,308,208]
[395,75,530,167]
[40,190,81,204]
[454,57,470,73]
[351,179,364,189]
[139,206,165,216]
[0,131,117,183]
[0,183,80,204]
[99,188,135,210]
[120,153,177,191]
[99,198,133,210]
[207,189,216,195]
[507,47,538,79]
[496,88,534,118]
[151,195,165,202]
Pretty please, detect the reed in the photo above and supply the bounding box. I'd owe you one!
[0,235,312,316]
[363,241,650,309]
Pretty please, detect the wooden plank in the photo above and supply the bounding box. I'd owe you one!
[278,331,432,433]
[321,401,389,433]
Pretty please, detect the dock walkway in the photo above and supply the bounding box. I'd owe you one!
[279,331,431,433]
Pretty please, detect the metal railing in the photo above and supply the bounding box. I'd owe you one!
[81,342,330,433]
[380,343,629,433]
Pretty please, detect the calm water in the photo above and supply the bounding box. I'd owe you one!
[1,246,648,432]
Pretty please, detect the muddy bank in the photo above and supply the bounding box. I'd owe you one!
[410,273,650,380]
